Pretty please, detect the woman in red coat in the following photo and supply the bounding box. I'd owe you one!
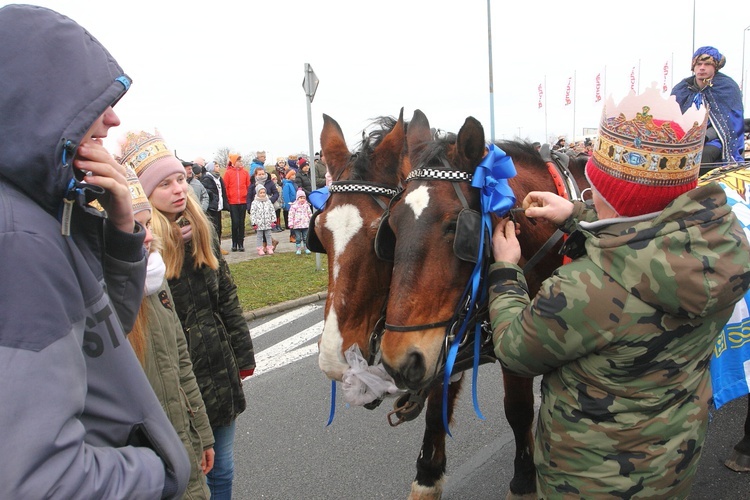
[223,154,250,251]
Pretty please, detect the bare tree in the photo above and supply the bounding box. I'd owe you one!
[214,147,231,170]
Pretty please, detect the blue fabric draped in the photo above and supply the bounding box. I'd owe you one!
[671,72,745,163]
[442,143,517,435]
[711,182,750,409]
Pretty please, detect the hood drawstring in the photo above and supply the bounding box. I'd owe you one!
[60,139,78,235]
[60,178,78,236]
[61,139,74,167]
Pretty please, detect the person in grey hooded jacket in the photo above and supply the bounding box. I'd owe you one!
[0,5,190,499]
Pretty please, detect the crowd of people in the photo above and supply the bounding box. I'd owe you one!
[180,150,328,255]
[1,4,748,499]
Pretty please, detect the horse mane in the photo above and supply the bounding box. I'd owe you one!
[349,115,399,180]
[495,140,547,170]
[413,137,548,173]
[412,132,453,168]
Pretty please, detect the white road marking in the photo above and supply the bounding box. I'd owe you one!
[251,321,323,377]
[249,304,322,339]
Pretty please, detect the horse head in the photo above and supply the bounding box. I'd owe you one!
[380,110,582,391]
[315,110,408,382]
[379,110,486,390]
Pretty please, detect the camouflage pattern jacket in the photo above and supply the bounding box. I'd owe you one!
[489,183,750,499]
[168,238,256,428]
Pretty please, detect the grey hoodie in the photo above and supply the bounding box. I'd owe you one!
[0,5,189,498]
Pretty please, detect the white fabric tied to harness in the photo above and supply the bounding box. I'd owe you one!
[341,344,403,405]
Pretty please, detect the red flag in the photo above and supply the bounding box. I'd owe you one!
[565,77,572,106]
[630,67,636,91]
[662,61,669,92]
[595,73,601,102]
[538,83,544,109]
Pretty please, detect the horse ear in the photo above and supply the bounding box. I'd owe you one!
[406,109,432,167]
[455,116,485,173]
[374,108,406,180]
[320,114,350,179]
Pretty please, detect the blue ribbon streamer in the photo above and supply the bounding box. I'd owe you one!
[326,380,336,426]
[441,143,516,436]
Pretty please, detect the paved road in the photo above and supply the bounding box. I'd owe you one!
[230,301,750,499]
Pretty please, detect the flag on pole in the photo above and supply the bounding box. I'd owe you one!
[630,67,636,92]
[594,73,602,102]
[538,83,544,109]
[564,77,572,106]
[662,60,670,93]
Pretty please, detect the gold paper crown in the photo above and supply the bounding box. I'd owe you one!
[593,85,708,188]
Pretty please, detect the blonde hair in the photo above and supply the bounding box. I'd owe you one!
[127,234,164,367]
[128,302,149,366]
[150,193,219,279]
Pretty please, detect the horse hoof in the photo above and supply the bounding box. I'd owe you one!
[724,450,750,472]
[408,479,444,500]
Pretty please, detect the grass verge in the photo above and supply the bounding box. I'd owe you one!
[228,253,328,312]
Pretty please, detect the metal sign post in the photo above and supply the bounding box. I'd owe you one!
[302,63,322,271]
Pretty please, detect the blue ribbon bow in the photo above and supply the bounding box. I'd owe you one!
[309,187,330,211]
[471,143,517,215]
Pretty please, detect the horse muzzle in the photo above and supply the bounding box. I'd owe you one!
[382,350,430,391]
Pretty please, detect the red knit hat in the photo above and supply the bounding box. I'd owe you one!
[585,85,708,216]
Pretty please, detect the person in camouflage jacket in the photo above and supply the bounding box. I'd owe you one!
[490,183,750,498]
[489,88,750,499]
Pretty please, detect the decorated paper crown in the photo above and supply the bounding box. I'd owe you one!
[586,85,708,216]
[117,130,184,197]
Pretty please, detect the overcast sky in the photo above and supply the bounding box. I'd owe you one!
[11,0,750,164]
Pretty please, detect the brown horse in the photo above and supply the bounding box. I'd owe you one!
[378,109,589,498]
[315,111,545,499]
[314,111,466,499]
[315,111,407,382]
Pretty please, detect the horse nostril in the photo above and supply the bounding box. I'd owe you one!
[402,351,426,390]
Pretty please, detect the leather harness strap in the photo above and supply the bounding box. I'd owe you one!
[546,162,569,199]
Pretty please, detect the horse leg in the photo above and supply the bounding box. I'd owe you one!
[725,393,750,472]
[501,369,537,499]
[408,378,462,500]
